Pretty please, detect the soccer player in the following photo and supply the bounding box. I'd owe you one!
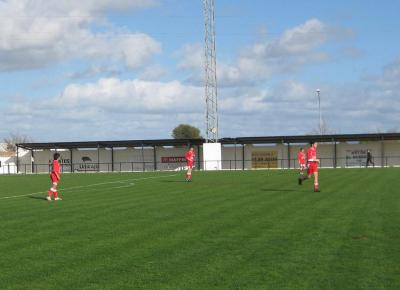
[298,141,320,192]
[366,150,375,167]
[185,146,195,182]
[47,152,62,201]
[297,147,306,182]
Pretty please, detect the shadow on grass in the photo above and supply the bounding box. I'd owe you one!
[261,188,297,192]
[159,180,189,183]
[28,195,48,201]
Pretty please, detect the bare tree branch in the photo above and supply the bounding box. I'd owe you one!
[2,133,33,153]
[309,119,337,135]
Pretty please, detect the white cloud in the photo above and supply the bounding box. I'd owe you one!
[176,43,203,71]
[178,19,354,87]
[0,0,160,71]
[1,56,400,140]
[176,43,204,85]
[1,77,204,140]
[250,19,329,57]
[373,58,400,90]
[66,64,122,80]
[139,65,168,81]
[0,11,398,141]
[235,19,352,80]
[56,78,202,113]
[118,34,161,69]
[219,56,400,136]
[266,80,309,102]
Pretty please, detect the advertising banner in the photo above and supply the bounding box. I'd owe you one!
[161,157,186,163]
[345,149,368,167]
[252,150,278,169]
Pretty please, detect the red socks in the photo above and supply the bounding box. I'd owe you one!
[48,188,58,197]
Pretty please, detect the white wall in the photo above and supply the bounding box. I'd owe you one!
[0,148,31,174]
[384,141,400,166]
[336,142,382,168]
[0,156,16,174]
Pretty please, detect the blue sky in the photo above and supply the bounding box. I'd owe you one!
[0,0,399,141]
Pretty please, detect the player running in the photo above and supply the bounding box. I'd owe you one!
[366,149,375,167]
[185,147,195,182]
[47,152,62,201]
[297,147,307,181]
[298,141,320,192]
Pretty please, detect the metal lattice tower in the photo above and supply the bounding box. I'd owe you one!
[203,0,218,142]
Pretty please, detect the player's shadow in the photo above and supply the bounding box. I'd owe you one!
[28,196,48,201]
[160,180,189,183]
[261,188,296,192]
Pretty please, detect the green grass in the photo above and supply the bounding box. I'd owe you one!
[0,168,399,290]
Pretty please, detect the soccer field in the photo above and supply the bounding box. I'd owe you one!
[0,169,399,290]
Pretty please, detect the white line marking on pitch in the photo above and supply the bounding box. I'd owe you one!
[63,174,178,190]
[0,174,177,200]
[113,183,135,189]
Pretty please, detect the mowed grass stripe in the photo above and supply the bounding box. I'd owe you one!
[1,175,184,245]
[1,169,400,290]
[303,169,385,288]
[0,170,372,288]
[0,172,310,288]
[0,173,188,288]
[158,169,398,288]
[1,174,186,255]
[176,179,345,289]
[0,172,178,214]
[153,170,362,288]
[309,169,399,289]
[0,172,176,199]
[68,172,316,288]
[332,169,400,289]
[379,169,400,279]
[96,172,324,288]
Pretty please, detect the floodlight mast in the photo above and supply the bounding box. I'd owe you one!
[203,0,218,143]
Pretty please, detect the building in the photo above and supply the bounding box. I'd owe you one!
[13,133,400,174]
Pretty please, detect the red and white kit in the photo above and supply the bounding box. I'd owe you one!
[47,158,61,200]
[185,150,195,169]
[297,151,306,170]
[307,147,318,174]
[50,159,61,183]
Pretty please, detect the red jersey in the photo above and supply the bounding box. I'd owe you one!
[297,151,306,165]
[307,147,317,163]
[52,160,61,175]
[185,150,195,162]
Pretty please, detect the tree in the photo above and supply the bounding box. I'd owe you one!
[309,119,337,135]
[2,133,33,153]
[172,124,202,139]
